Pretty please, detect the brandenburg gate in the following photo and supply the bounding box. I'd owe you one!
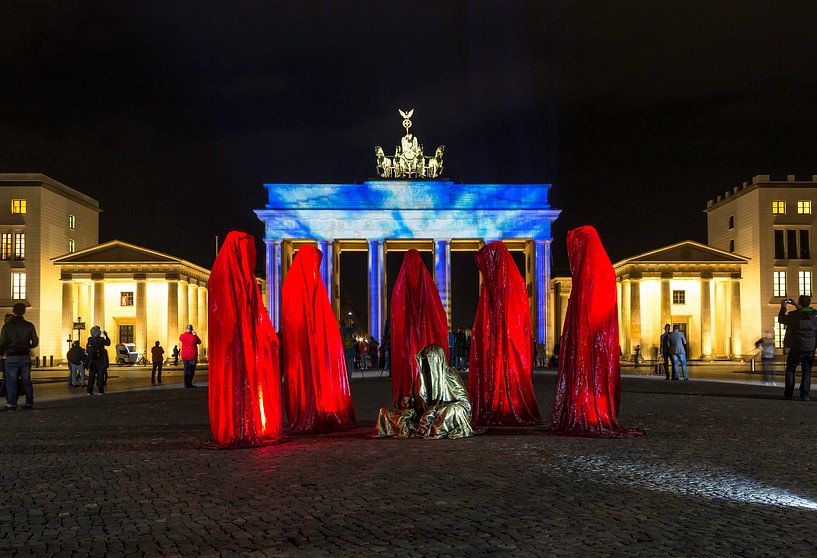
[254,110,560,346]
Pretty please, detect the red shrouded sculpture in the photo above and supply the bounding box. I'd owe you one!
[469,241,542,426]
[208,231,283,448]
[551,226,643,437]
[281,244,356,433]
[390,249,450,405]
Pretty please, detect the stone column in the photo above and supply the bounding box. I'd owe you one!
[434,239,452,328]
[318,240,334,305]
[62,280,74,346]
[178,280,189,331]
[135,277,147,353]
[534,240,551,345]
[265,240,282,330]
[630,277,642,350]
[730,276,742,358]
[167,280,179,349]
[188,283,198,330]
[367,240,385,343]
[660,274,672,328]
[198,287,207,353]
[700,273,712,358]
[92,277,105,331]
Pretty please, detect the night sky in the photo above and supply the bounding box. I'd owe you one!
[3,2,817,329]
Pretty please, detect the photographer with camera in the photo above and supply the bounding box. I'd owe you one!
[179,324,202,388]
[778,296,817,401]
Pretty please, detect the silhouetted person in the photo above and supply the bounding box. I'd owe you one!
[0,303,38,410]
[172,345,180,366]
[778,296,817,400]
[659,323,673,380]
[67,340,86,387]
[667,326,688,381]
[180,325,201,388]
[151,341,164,384]
[85,326,110,395]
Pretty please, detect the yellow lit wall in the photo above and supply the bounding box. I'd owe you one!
[146,280,169,351]
[668,279,702,358]
[638,279,662,358]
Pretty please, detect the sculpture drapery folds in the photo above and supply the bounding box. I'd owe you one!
[281,244,355,433]
[551,226,643,437]
[208,231,283,448]
[376,344,474,439]
[390,249,450,405]
[469,241,542,426]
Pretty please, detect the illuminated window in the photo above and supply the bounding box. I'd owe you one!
[10,199,26,214]
[11,272,26,300]
[68,239,75,253]
[0,233,11,260]
[13,233,24,260]
[672,290,686,304]
[774,317,786,349]
[68,214,76,230]
[798,201,812,214]
[119,325,134,344]
[774,271,787,297]
[800,270,812,296]
[120,291,134,306]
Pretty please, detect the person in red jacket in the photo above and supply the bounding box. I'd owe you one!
[179,324,202,388]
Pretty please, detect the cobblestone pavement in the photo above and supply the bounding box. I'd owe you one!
[1,375,815,557]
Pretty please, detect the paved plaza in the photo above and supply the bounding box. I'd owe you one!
[1,371,816,557]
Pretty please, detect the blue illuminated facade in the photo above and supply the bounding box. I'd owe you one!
[255,180,560,346]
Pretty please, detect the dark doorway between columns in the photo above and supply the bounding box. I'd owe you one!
[451,251,479,329]
[339,251,367,333]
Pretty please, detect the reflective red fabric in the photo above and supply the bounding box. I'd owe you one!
[281,244,356,433]
[551,226,643,437]
[208,231,283,448]
[469,241,542,426]
[390,249,450,405]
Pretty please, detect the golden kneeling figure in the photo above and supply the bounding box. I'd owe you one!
[376,344,474,440]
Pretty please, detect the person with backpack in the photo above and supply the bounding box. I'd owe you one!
[66,341,86,387]
[778,296,817,400]
[0,303,38,411]
[85,326,111,396]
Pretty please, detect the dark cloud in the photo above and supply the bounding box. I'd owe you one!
[1,0,816,282]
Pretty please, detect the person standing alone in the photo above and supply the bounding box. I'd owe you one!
[667,325,689,381]
[180,325,201,388]
[0,303,38,410]
[151,341,164,385]
[85,327,110,395]
[778,296,817,400]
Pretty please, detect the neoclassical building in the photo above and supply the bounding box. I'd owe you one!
[256,182,559,345]
[255,110,560,345]
[53,240,210,358]
[707,174,817,351]
[0,174,100,361]
[551,241,748,360]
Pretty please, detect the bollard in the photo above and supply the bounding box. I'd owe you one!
[34,356,40,368]
[50,355,54,367]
